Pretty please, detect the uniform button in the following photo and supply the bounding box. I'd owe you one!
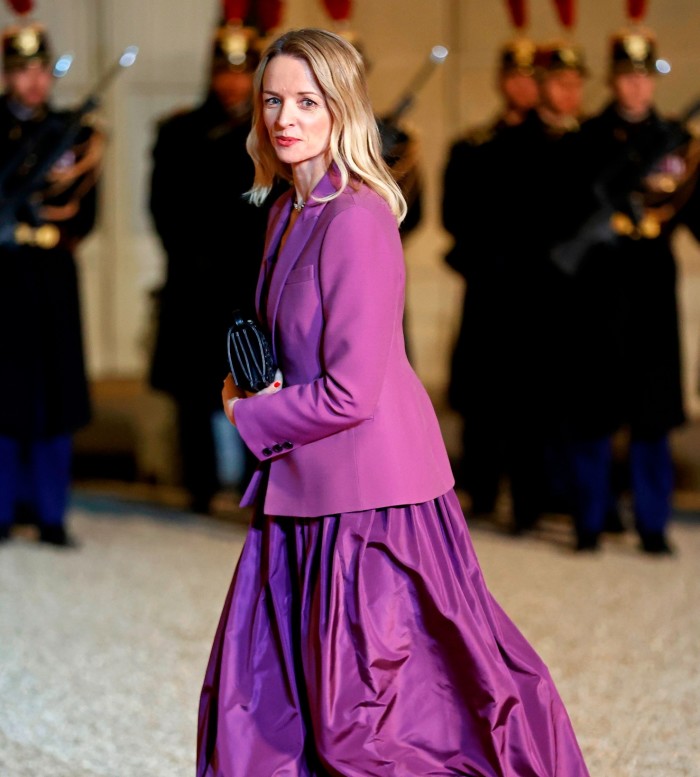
[262,447,273,457]
[272,444,283,453]
[282,441,293,449]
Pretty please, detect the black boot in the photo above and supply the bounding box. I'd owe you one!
[575,531,601,552]
[39,525,78,548]
[602,509,626,534]
[639,532,674,555]
[0,524,10,543]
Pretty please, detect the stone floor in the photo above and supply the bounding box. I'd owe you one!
[1,488,699,777]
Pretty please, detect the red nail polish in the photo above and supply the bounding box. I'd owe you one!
[274,381,281,388]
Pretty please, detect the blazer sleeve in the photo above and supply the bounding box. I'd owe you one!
[234,203,404,460]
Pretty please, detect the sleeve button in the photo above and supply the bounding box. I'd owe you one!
[262,447,273,457]
[282,441,293,449]
[272,444,283,453]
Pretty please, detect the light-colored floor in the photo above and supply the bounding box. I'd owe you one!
[1,490,698,777]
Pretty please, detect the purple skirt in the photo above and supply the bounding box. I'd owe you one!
[197,490,588,776]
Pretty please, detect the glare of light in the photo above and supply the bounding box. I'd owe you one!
[655,58,671,74]
[119,45,139,68]
[430,45,449,64]
[53,53,73,78]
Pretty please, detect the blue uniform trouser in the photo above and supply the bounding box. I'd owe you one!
[0,435,72,528]
[569,434,673,535]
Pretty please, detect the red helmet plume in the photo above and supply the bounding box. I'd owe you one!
[504,0,527,30]
[222,0,250,23]
[4,0,34,14]
[626,0,648,21]
[320,0,352,22]
[551,0,575,28]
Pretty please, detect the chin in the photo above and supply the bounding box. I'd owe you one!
[275,149,302,165]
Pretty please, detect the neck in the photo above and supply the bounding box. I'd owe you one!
[615,104,652,124]
[537,106,579,131]
[7,96,42,121]
[502,106,529,127]
[291,158,330,210]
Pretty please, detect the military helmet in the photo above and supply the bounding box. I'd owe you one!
[1,22,51,71]
[609,30,659,76]
[210,0,283,74]
[211,22,261,73]
[499,38,537,76]
[534,41,587,76]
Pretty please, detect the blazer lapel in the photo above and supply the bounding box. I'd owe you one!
[266,206,319,360]
[255,194,291,324]
[264,168,341,360]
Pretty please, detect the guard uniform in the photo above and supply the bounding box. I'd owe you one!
[551,30,699,552]
[442,39,538,519]
[0,21,101,544]
[149,20,275,513]
[442,39,581,531]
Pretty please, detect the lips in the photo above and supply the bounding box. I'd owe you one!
[275,136,300,147]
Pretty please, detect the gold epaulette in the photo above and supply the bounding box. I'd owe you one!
[14,223,61,249]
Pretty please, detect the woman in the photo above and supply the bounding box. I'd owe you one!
[198,29,589,776]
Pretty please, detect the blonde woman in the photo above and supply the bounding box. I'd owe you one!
[198,28,588,776]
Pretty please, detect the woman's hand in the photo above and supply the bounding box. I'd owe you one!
[222,374,245,425]
[222,370,284,426]
[252,369,284,397]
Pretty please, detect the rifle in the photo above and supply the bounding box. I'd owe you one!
[550,97,700,276]
[0,46,138,247]
[378,44,449,162]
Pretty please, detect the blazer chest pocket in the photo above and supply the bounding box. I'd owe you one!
[285,264,315,285]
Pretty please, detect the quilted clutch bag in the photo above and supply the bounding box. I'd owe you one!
[226,310,277,393]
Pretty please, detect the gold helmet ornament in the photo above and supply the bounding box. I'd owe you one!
[536,0,587,75]
[534,41,587,77]
[212,23,260,73]
[2,0,51,71]
[500,1,536,75]
[609,30,659,75]
[499,39,537,76]
[610,1,668,76]
[211,0,283,74]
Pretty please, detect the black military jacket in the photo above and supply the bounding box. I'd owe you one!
[0,95,98,439]
[551,103,695,439]
[149,93,276,406]
[441,110,572,426]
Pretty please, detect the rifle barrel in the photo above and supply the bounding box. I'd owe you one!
[88,46,139,101]
[385,45,449,124]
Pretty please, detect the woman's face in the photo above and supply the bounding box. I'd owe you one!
[262,54,332,180]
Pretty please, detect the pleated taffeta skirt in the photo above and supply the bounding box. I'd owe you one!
[197,490,589,776]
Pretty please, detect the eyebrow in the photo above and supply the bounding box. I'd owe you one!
[262,89,321,97]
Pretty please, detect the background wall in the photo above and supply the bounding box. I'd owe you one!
[1,0,698,417]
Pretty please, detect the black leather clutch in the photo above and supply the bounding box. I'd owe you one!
[226,310,277,394]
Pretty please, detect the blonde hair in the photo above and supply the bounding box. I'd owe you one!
[246,28,407,223]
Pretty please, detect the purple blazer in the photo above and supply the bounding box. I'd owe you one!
[235,168,454,517]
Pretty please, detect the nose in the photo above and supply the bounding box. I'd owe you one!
[276,99,295,128]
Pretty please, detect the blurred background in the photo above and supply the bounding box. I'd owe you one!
[2,3,700,775]
[0,0,697,498]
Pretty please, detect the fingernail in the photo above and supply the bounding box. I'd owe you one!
[274,381,281,388]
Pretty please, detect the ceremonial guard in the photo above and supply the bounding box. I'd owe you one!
[0,4,102,545]
[549,23,700,553]
[442,34,538,520]
[443,23,588,534]
[149,2,280,514]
